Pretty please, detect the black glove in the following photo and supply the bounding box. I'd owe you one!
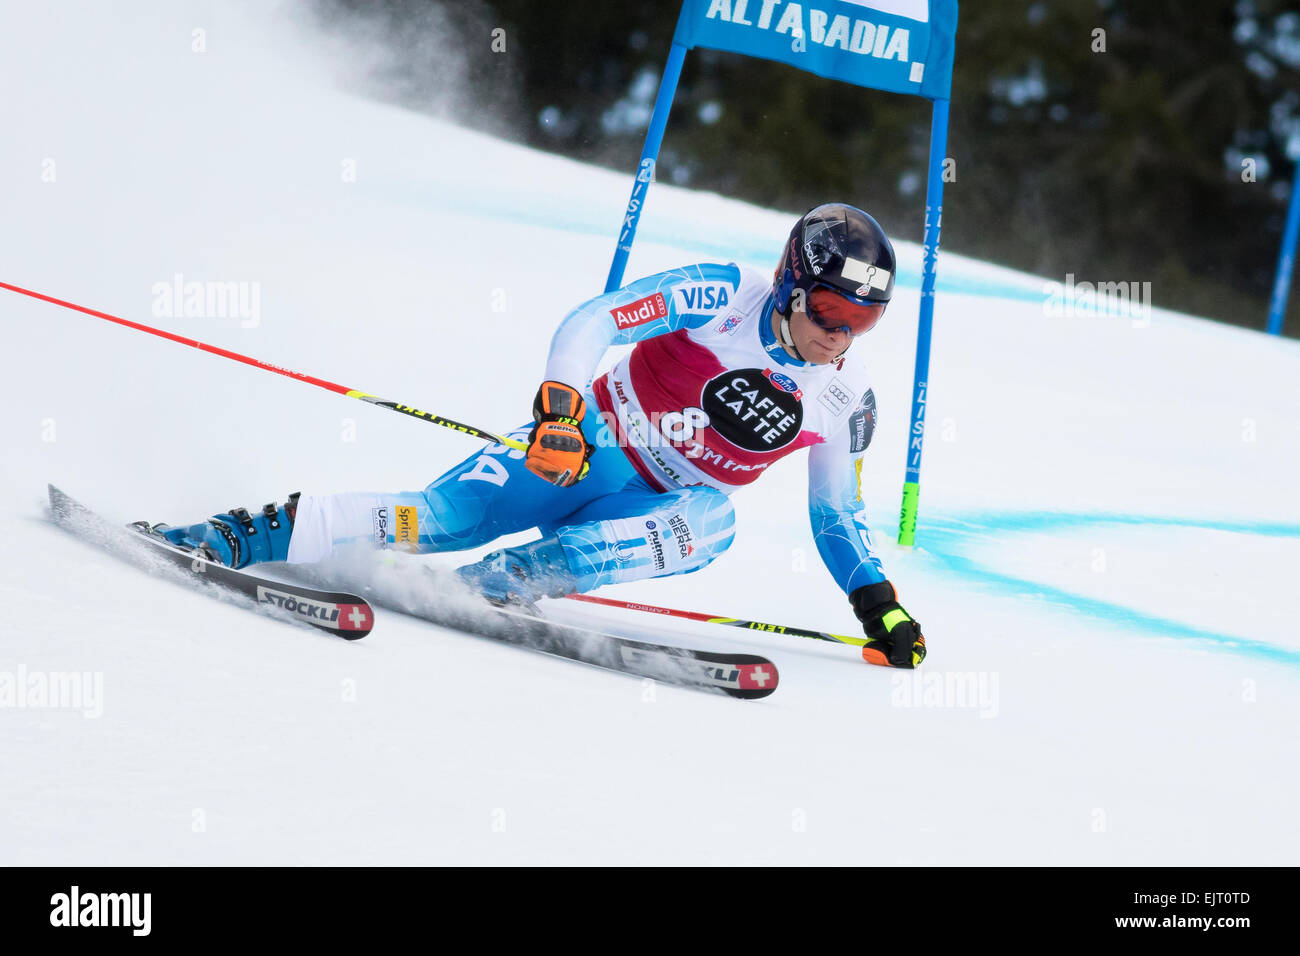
[849,580,926,668]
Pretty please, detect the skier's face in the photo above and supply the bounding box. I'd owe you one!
[788,305,852,364]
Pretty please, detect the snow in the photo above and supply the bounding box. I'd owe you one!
[2,0,1298,864]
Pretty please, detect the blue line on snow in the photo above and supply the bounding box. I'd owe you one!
[363,182,1055,304]
[915,511,1300,666]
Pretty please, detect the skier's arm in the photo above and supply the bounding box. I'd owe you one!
[544,262,744,390]
[806,391,887,595]
[807,390,926,668]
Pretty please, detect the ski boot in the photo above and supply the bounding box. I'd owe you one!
[455,536,577,611]
[149,493,301,569]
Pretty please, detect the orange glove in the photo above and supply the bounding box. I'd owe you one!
[525,381,594,487]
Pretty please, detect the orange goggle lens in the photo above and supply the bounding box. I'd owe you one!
[805,286,886,336]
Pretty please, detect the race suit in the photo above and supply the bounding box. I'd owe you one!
[286,262,887,595]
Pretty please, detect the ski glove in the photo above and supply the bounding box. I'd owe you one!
[849,580,927,668]
[525,381,594,487]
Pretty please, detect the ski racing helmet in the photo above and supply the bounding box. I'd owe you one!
[772,203,896,351]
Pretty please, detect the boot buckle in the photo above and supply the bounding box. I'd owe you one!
[230,507,257,536]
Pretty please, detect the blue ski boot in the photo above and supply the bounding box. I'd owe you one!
[153,492,300,569]
[455,536,577,610]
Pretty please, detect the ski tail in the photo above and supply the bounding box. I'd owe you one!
[48,485,373,639]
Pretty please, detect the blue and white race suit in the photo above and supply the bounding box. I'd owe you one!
[286,263,887,594]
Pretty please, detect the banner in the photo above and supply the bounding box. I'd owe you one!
[672,0,958,101]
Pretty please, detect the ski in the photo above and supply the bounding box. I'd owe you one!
[360,574,778,699]
[47,485,374,639]
[47,485,774,694]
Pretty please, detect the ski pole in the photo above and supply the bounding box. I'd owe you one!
[564,593,871,656]
[0,280,527,451]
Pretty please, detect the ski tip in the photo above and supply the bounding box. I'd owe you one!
[729,659,779,699]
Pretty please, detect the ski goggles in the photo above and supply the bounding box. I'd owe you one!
[804,285,886,337]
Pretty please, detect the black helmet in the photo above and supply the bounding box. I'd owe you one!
[772,203,896,338]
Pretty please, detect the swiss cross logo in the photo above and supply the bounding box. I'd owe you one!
[339,604,370,631]
[739,663,776,690]
[610,292,668,329]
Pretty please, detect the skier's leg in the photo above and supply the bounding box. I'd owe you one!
[282,456,560,563]
[285,405,638,565]
[548,486,737,592]
[457,484,736,603]
[156,426,604,569]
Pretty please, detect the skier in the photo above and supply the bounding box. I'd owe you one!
[155,203,926,668]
